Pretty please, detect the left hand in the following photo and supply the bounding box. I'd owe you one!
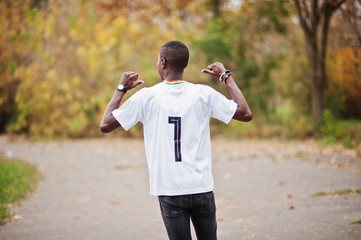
[201,62,227,79]
[119,71,144,90]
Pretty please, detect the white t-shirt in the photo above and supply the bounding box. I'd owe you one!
[112,81,237,196]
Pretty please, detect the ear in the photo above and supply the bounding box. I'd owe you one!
[161,57,167,69]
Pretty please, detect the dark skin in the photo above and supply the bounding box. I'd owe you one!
[100,55,252,133]
[99,71,143,133]
[201,61,252,122]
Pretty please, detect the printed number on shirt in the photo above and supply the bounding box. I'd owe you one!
[168,116,182,162]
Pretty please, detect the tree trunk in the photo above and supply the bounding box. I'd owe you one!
[294,0,346,134]
[310,70,324,132]
[211,0,220,18]
[307,37,324,133]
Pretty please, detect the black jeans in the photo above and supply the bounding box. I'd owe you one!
[158,191,217,240]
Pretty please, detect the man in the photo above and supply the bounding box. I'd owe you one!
[100,40,252,240]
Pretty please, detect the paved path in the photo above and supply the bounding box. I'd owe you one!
[0,136,360,239]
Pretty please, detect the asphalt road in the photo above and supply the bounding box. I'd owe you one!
[0,136,360,240]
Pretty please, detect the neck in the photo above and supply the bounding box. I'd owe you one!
[163,71,183,81]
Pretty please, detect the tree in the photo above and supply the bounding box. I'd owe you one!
[0,0,33,132]
[327,0,361,117]
[197,0,290,118]
[331,47,361,117]
[342,0,361,46]
[294,0,346,133]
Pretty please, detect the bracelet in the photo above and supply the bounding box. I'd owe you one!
[219,70,231,84]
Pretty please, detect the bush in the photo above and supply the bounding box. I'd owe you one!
[322,109,361,148]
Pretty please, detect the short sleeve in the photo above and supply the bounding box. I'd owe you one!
[208,87,237,124]
[112,90,145,131]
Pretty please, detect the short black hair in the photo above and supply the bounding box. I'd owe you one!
[160,41,189,73]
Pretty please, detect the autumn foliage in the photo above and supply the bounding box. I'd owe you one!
[330,47,361,117]
[0,0,360,141]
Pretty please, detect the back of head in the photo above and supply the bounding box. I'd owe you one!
[160,41,189,73]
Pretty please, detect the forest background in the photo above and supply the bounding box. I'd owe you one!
[1,0,360,150]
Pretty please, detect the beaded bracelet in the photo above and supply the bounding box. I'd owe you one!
[219,70,232,84]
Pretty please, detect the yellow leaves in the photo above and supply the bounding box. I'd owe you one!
[65,111,89,136]
[58,36,66,45]
[168,14,182,29]
[113,16,128,29]
[76,46,86,59]
[87,46,101,74]
[104,36,117,52]
[46,69,57,81]
[95,24,111,44]
[43,15,54,39]
[72,76,81,88]
[94,21,120,52]
[119,42,133,60]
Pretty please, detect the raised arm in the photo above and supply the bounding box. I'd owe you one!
[100,72,144,133]
[201,62,252,122]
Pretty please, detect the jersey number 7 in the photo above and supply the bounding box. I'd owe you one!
[168,116,182,162]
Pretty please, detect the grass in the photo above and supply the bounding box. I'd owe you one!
[0,158,41,225]
[0,205,10,224]
[322,113,361,149]
[350,219,361,225]
[312,189,361,197]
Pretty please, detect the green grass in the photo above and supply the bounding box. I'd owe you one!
[350,219,361,225]
[312,191,327,196]
[312,189,361,197]
[322,115,361,148]
[0,205,10,224]
[0,158,41,225]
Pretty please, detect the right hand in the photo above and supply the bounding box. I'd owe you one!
[201,62,227,80]
[119,71,144,90]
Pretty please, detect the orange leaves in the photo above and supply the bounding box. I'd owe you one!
[329,47,361,116]
[331,47,361,101]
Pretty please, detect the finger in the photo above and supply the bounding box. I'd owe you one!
[128,73,139,80]
[201,69,213,74]
[122,72,131,79]
[134,80,144,86]
[204,68,218,75]
[128,79,144,89]
[125,71,136,77]
[207,63,217,69]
